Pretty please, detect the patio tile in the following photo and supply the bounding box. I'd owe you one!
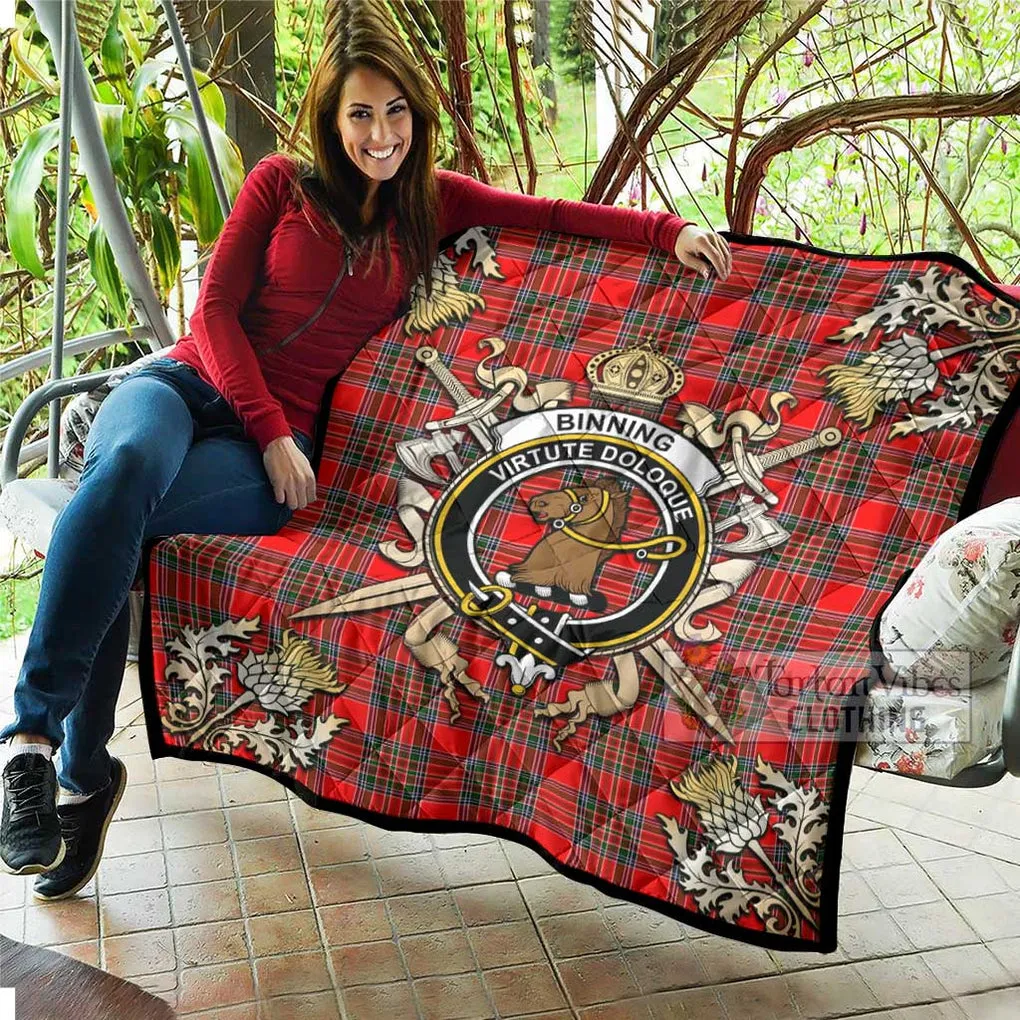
[330,939,408,986]
[99,887,172,937]
[883,1000,967,1018]
[843,829,913,870]
[154,756,215,782]
[846,793,919,830]
[102,929,176,978]
[97,850,167,895]
[259,992,341,1020]
[690,935,778,982]
[716,975,798,1020]
[234,834,303,876]
[435,844,515,887]
[308,860,380,905]
[290,797,355,831]
[646,986,726,1019]
[785,963,880,1018]
[375,852,445,897]
[243,869,312,915]
[118,752,154,785]
[986,935,1020,981]
[170,878,242,925]
[340,980,419,1020]
[896,831,971,863]
[957,987,1020,1019]
[0,874,27,910]
[412,971,495,1019]
[556,953,641,1006]
[403,928,478,977]
[956,892,1020,940]
[23,896,98,945]
[157,776,221,814]
[254,950,333,997]
[922,856,1010,899]
[623,942,706,994]
[48,940,99,966]
[116,782,159,819]
[177,1003,258,1020]
[220,769,287,806]
[0,908,24,940]
[165,843,234,885]
[854,954,947,1007]
[317,900,392,945]
[432,831,497,850]
[860,863,943,908]
[161,808,228,849]
[837,909,911,960]
[889,899,978,951]
[388,890,460,936]
[500,839,556,879]
[103,817,163,857]
[247,908,323,956]
[225,801,295,840]
[519,874,600,917]
[602,903,685,948]
[300,825,368,868]
[453,882,529,926]
[484,962,569,1016]
[176,960,255,1014]
[174,918,248,967]
[467,919,546,969]
[920,944,1013,997]
[536,910,618,957]
[838,872,882,914]
[363,825,433,858]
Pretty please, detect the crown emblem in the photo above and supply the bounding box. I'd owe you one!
[585,342,684,408]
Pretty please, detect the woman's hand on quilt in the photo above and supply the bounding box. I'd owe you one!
[263,435,317,511]
[674,225,732,282]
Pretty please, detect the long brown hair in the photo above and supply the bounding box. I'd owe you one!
[297,0,441,293]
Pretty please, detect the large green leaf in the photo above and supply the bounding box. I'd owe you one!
[192,69,227,130]
[96,103,126,174]
[100,0,126,82]
[87,221,129,322]
[146,201,181,297]
[166,110,244,244]
[4,121,61,279]
[131,59,172,111]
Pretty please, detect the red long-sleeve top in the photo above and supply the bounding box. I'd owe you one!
[167,154,692,451]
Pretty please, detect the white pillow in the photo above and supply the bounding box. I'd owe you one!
[879,497,1020,689]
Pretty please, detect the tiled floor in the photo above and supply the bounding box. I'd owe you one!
[1,633,1019,1019]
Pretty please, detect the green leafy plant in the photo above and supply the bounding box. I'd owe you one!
[3,1,244,319]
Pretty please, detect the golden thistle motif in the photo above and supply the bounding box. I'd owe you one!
[237,629,341,715]
[670,756,769,854]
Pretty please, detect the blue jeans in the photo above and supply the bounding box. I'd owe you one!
[0,358,312,795]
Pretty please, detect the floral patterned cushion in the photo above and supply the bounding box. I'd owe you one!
[879,497,1020,689]
[856,675,1005,779]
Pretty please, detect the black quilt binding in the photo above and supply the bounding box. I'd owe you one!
[136,232,1020,955]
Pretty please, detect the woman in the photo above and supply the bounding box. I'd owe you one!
[0,0,731,898]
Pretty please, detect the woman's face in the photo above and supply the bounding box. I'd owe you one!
[336,65,413,186]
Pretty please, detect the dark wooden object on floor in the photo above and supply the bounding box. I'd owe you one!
[0,936,176,1019]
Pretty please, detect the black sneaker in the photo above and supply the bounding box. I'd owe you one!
[1,752,65,875]
[32,757,127,901]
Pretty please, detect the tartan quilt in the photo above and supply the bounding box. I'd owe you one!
[139,227,1020,951]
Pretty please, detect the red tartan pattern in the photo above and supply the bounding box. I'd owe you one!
[141,230,1019,951]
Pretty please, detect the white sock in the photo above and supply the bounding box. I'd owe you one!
[3,741,54,765]
[59,788,98,805]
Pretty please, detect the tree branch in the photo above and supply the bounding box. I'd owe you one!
[731,80,1020,232]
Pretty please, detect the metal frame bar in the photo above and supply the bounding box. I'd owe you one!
[46,0,74,478]
[0,328,153,385]
[28,0,173,350]
[1,371,118,486]
[159,0,232,220]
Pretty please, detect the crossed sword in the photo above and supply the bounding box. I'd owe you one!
[291,346,843,746]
